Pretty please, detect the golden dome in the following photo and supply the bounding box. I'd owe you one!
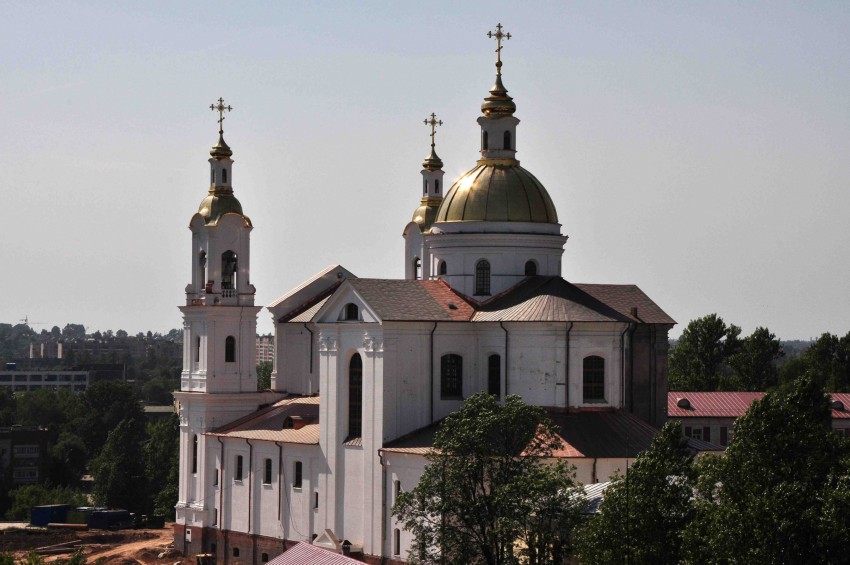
[210,132,233,159]
[412,197,444,231]
[197,192,250,226]
[436,161,557,223]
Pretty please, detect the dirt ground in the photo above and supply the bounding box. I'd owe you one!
[6,524,194,565]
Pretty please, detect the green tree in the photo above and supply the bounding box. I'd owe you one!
[728,326,784,391]
[393,393,582,565]
[669,314,741,391]
[684,375,850,563]
[257,361,273,390]
[78,381,144,456]
[61,324,86,340]
[144,414,180,517]
[91,417,148,513]
[576,422,695,565]
[784,333,850,392]
[6,484,87,520]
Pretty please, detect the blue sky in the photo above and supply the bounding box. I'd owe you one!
[2,1,849,339]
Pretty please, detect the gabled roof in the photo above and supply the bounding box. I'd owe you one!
[207,396,320,444]
[269,265,355,322]
[267,542,362,565]
[344,279,475,322]
[473,277,637,323]
[668,391,850,420]
[276,275,674,326]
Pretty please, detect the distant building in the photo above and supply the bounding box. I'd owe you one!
[668,391,850,445]
[0,368,89,392]
[256,334,274,364]
[0,427,50,485]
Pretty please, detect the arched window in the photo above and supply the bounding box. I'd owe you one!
[221,251,237,291]
[194,336,200,363]
[475,260,491,296]
[488,354,501,398]
[441,354,462,399]
[524,260,537,276]
[413,257,421,280]
[583,356,605,403]
[349,354,363,438]
[343,303,359,321]
[483,131,489,150]
[235,455,243,481]
[438,261,447,276]
[225,336,236,363]
[504,130,512,150]
[434,179,440,194]
[394,529,401,556]
[192,435,198,474]
[222,168,227,183]
[423,178,428,196]
[211,169,215,184]
[199,251,207,289]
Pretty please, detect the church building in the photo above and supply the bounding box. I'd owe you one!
[174,26,677,564]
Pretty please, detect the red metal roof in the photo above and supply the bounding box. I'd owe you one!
[267,542,362,565]
[668,391,850,420]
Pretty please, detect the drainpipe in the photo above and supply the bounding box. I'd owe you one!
[276,442,283,521]
[303,323,314,374]
[499,323,509,396]
[429,323,437,423]
[564,323,573,408]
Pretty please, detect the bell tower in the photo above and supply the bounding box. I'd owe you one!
[181,98,260,394]
[174,100,279,551]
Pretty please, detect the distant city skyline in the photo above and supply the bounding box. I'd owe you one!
[3,2,848,340]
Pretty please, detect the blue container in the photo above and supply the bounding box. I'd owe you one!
[30,504,71,527]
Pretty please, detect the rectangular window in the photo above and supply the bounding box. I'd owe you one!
[690,428,703,441]
[294,461,303,488]
[703,426,711,443]
[235,455,243,481]
[213,468,219,486]
[263,458,272,485]
[313,491,319,509]
[487,354,501,398]
[720,426,728,446]
[440,354,463,399]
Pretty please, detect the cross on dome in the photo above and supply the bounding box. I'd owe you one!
[487,23,511,75]
[210,97,233,135]
[424,113,443,148]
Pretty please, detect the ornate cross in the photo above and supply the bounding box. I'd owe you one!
[487,23,511,73]
[424,113,443,147]
[210,97,233,134]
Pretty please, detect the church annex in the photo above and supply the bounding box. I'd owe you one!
[174,25,676,564]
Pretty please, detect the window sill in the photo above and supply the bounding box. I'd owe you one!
[293,486,302,492]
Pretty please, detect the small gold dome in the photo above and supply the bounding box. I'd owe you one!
[197,192,250,226]
[210,132,233,159]
[436,161,557,223]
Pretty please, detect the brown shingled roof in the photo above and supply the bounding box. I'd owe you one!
[575,283,676,325]
[347,279,475,321]
[208,396,321,444]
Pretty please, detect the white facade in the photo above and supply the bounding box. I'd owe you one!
[175,50,675,564]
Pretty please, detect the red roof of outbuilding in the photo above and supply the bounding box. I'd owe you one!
[267,542,362,565]
[668,391,850,420]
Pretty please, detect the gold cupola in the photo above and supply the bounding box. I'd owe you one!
[198,98,251,227]
[411,113,446,232]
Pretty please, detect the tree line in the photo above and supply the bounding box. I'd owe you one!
[669,313,850,392]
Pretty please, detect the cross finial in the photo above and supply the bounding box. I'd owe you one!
[423,113,443,148]
[209,97,233,135]
[487,23,511,75]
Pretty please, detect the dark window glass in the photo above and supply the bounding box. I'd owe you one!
[263,458,272,484]
[488,354,500,398]
[423,178,427,195]
[438,261,447,276]
[583,356,605,402]
[413,257,421,280]
[504,130,512,150]
[475,260,491,295]
[394,529,401,556]
[194,336,200,363]
[344,303,359,321]
[483,131,489,150]
[314,491,319,509]
[441,354,463,399]
[262,554,269,563]
[435,179,440,193]
[225,336,236,363]
[222,168,227,183]
[349,354,363,437]
[294,461,303,488]
[524,260,537,276]
[233,548,239,558]
[235,455,243,481]
[192,435,198,474]
[221,250,237,291]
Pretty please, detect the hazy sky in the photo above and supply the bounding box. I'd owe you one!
[3,2,848,340]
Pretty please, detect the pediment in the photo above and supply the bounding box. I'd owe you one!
[313,280,380,324]
[269,265,356,321]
